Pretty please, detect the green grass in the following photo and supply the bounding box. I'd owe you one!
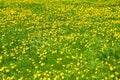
[0,0,120,80]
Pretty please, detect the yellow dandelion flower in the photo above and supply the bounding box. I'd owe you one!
[43,77,47,80]
[115,77,119,80]
[47,78,51,80]
[34,74,38,79]
[51,64,54,67]
[82,74,84,78]
[84,69,89,73]
[112,41,114,47]
[95,67,98,71]
[18,77,24,80]
[74,68,79,71]
[57,58,62,61]
[41,63,45,66]
[10,53,15,57]
[92,75,96,79]
[109,66,114,71]
[115,72,119,75]
[6,69,10,73]
[42,45,45,48]
[2,45,5,49]
[54,76,59,80]
[52,50,57,54]
[60,51,63,54]
[106,39,109,42]
[85,61,88,64]
[76,77,79,80]
[0,56,3,63]
[110,74,114,78]
[11,65,15,69]
[77,71,80,75]
[105,76,108,79]
[7,76,13,80]
[72,56,76,59]
[0,67,5,71]
[77,62,80,66]
[62,64,65,67]
[60,72,64,76]
[22,50,26,54]
[35,66,38,69]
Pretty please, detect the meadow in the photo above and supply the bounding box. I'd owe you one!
[0,0,120,80]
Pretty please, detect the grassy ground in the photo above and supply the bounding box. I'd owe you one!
[0,0,120,80]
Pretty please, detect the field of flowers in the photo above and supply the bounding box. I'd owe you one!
[0,0,120,80]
